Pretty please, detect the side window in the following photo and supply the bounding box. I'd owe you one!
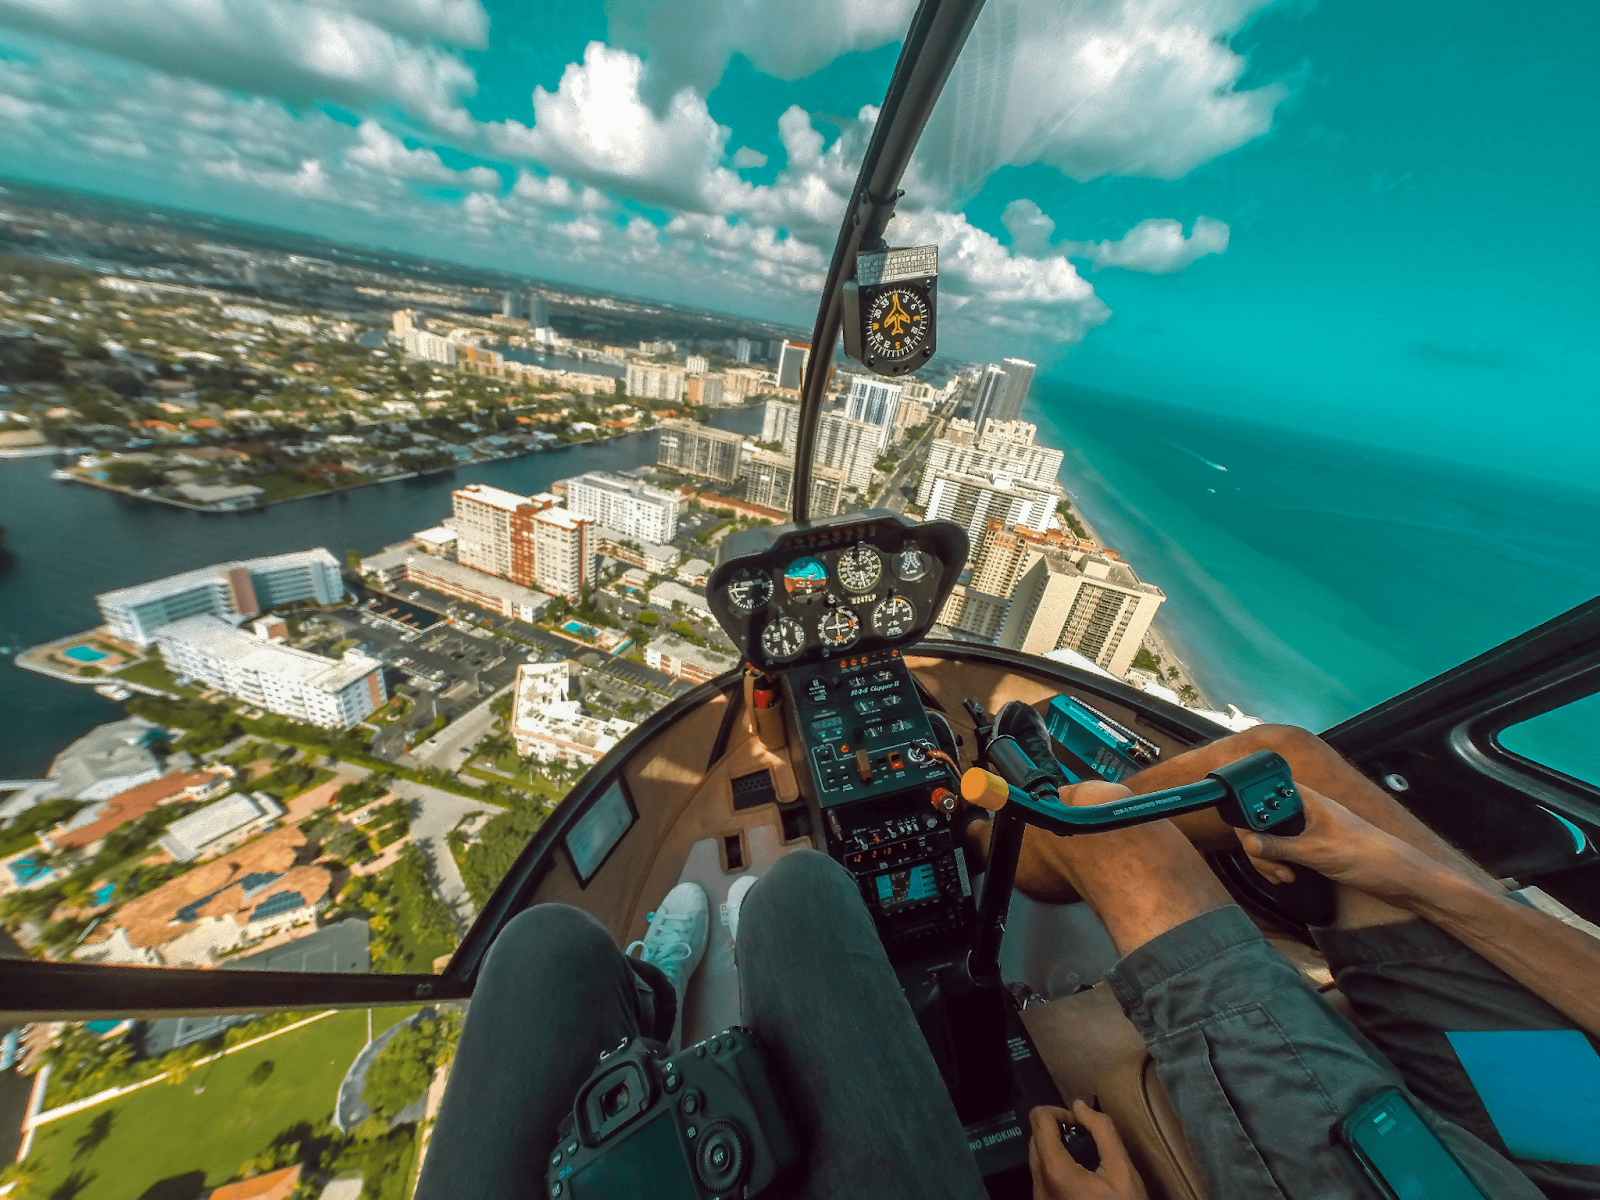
[5,1001,462,1199]
[1497,693,1600,790]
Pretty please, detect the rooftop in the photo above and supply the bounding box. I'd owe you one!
[534,505,589,531]
[454,482,534,513]
[566,470,682,504]
[46,716,166,801]
[158,615,381,692]
[48,768,228,851]
[649,633,737,674]
[160,791,285,860]
[405,554,553,613]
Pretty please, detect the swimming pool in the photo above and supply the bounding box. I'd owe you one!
[5,857,52,886]
[63,645,108,664]
[562,621,598,639]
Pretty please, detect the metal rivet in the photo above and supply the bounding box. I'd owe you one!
[1383,773,1410,792]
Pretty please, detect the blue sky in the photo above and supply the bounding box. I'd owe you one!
[0,0,1594,482]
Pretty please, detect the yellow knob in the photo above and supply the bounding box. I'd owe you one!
[960,768,1010,813]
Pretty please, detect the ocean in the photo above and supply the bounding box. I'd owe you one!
[1027,381,1600,781]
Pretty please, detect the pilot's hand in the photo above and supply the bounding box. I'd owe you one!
[1234,784,1457,902]
[1028,1102,1148,1200]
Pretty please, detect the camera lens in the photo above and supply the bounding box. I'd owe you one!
[694,1120,747,1191]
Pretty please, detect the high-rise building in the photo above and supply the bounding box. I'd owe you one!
[523,288,550,328]
[934,584,1011,643]
[724,368,765,402]
[915,419,1063,507]
[995,550,1164,677]
[402,328,457,366]
[776,341,811,391]
[969,520,1096,595]
[741,449,845,516]
[736,338,753,364]
[392,309,419,334]
[762,399,802,455]
[565,471,684,543]
[626,362,686,401]
[995,358,1036,422]
[657,419,742,486]
[529,505,594,600]
[685,354,710,374]
[156,615,385,729]
[452,484,550,586]
[844,377,903,452]
[923,469,1058,543]
[815,411,882,490]
[968,363,1010,429]
[685,374,727,407]
[98,550,344,647]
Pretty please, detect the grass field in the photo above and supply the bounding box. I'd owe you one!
[113,657,188,696]
[22,1006,418,1200]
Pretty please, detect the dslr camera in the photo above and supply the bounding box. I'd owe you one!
[546,1027,800,1200]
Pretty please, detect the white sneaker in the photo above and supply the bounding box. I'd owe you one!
[725,875,758,944]
[626,882,708,1050]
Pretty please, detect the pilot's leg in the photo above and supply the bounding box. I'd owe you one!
[736,849,987,1200]
[415,904,663,1200]
[1045,800,1544,1200]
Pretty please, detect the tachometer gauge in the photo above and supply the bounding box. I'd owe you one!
[725,569,773,615]
[872,597,916,638]
[783,556,828,600]
[760,616,806,662]
[894,547,930,583]
[835,545,883,592]
[818,606,860,650]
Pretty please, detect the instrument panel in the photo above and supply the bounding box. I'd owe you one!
[707,511,967,672]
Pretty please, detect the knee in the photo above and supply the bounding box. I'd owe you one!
[483,903,613,980]
[747,850,858,923]
[1229,722,1330,767]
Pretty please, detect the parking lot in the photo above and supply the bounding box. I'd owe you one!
[317,602,527,704]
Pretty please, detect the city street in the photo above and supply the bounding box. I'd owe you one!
[874,426,934,513]
[386,776,503,929]
[409,684,509,770]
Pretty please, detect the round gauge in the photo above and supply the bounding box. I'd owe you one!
[894,547,931,583]
[760,616,806,662]
[872,597,916,638]
[865,286,932,363]
[818,606,860,650]
[836,544,883,592]
[725,569,772,615]
[782,556,828,600]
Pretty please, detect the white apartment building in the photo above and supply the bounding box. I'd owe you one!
[742,449,845,517]
[915,421,1064,507]
[816,410,881,490]
[509,662,637,765]
[156,615,386,728]
[657,419,742,485]
[530,505,594,599]
[924,469,1058,543]
[98,549,344,647]
[845,377,903,451]
[626,362,686,401]
[565,471,682,544]
[402,328,457,366]
[685,355,709,373]
[995,550,1165,677]
[762,399,803,455]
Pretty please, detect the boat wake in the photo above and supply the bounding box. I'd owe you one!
[1164,439,1228,472]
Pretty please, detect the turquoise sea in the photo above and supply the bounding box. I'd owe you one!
[1027,381,1600,780]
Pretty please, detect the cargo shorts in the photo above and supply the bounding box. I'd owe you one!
[1106,905,1598,1199]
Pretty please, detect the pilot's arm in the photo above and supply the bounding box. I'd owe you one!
[1028,1102,1149,1200]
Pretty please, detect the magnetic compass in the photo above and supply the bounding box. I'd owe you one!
[842,244,939,376]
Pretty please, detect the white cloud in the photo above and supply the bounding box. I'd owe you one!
[1065,215,1230,273]
[606,0,913,100]
[730,146,768,169]
[0,0,484,135]
[1001,199,1056,257]
[486,42,750,214]
[345,120,498,190]
[918,0,1285,202]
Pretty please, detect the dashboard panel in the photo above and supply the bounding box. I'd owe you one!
[707,510,967,672]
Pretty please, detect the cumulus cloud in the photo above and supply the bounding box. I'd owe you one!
[918,0,1285,202]
[0,0,484,135]
[486,42,749,213]
[345,120,499,191]
[730,146,768,169]
[1064,215,1230,273]
[1001,199,1056,257]
[606,0,913,101]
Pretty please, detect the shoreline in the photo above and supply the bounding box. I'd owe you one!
[1058,492,1217,711]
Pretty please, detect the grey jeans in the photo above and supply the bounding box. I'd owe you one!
[415,849,985,1200]
[1108,905,1590,1199]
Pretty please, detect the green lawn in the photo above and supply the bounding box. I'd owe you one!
[22,1006,417,1200]
[112,657,186,694]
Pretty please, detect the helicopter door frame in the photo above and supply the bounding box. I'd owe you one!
[1324,594,1600,907]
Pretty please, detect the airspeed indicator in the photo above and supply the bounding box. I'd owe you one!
[872,597,916,639]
